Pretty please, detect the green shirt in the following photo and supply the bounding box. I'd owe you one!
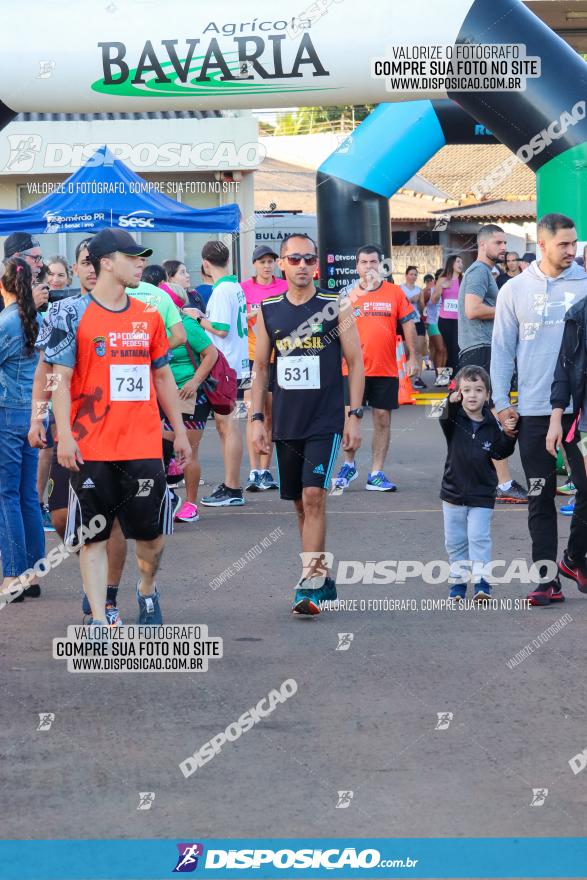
[170,316,213,388]
[128,282,182,338]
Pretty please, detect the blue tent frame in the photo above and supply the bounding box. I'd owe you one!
[0,145,240,234]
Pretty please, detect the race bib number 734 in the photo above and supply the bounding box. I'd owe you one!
[110,365,150,401]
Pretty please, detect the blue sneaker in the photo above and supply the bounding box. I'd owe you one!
[561,498,575,516]
[292,577,337,616]
[82,587,118,618]
[366,471,397,492]
[449,583,467,601]
[136,584,163,625]
[245,470,264,492]
[474,579,492,601]
[333,462,358,490]
[260,469,279,490]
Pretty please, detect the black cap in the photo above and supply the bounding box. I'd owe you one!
[87,229,153,261]
[252,245,278,262]
[520,252,536,264]
[4,232,39,258]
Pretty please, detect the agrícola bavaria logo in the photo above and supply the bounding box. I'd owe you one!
[92,28,336,98]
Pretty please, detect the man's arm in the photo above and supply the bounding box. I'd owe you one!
[251,309,272,456]
[401,318,419,376]
[490,285,518,425]
[339,309,364,453]
[152,364,191,468]
[464,294,496,321]
[28,352,51,448]
[50,365,84,471]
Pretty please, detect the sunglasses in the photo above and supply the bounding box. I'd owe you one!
[284,253,318,266]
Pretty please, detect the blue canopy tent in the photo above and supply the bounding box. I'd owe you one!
[0,145,240,235]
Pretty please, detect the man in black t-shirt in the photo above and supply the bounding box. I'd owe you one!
[251,234,364,616]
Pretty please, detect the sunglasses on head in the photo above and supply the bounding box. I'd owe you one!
[284,253,318,266]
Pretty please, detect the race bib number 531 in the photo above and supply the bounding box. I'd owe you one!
[110,365,150,401]
[277,355,320,390]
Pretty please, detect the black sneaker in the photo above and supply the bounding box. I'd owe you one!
[201,484,245,507]
[23,584,41,598]
[412,377,426,390]
[496,480,528,504]
[168,488,182,518]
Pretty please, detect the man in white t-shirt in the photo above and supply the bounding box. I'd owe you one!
[197,240,248,506]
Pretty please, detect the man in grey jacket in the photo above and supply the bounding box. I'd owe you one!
[491,213,587,606]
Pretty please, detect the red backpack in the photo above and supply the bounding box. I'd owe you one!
[186,342,237,416]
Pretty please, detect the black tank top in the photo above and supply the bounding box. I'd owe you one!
[261,288,344,440]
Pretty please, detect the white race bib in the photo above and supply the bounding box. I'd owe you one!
[110,364,150,401]
[277,355,320,390]
[443,298,458,313]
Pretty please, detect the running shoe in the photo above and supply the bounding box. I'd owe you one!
[527,578,565,606]
[333,462,358,490]
[105,599,123,627]
[260,469,279,490]
[560,498,575,516]
[559,551,587,593]
[245,470,263,492]
[412,377,427,390]
[201,484,245,507]
[449,583,467,601]
[557,481,576,496]
[137,584,163,625]
[175,501,199,523]
[169,488,182,519]
[23,584,41,598]
[496,480,528,504]
[40,504,55,532]
[366,471,397,492]
[474,579,492,601]
[82,587,118,618]
[292,577,337,616]
[435,369,451,387]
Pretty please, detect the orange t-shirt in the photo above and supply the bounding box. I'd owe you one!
[42,294,170,461]
[341,281,417,377]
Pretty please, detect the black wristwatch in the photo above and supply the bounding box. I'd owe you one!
[348,407,364,419]
[251,412,265,422]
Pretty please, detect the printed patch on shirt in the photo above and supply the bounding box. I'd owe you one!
[93,336,106,357]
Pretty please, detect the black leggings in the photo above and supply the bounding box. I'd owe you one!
[438,317,459,375]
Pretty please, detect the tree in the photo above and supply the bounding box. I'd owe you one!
[274,104,374,136]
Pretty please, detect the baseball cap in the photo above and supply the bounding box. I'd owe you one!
[252,245,278,262]
[87,229,153,261]
[520,252,536,264]
[4,232,39,258]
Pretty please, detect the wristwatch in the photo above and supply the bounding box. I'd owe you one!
[251,412,265,422]
[348,407,364,419]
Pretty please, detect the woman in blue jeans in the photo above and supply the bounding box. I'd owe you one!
[0,258,44,603]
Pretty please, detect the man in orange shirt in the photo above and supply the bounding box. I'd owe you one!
[44,229,191,631]
[334,244,419,492]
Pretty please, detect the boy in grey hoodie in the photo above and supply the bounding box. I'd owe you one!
[491,213,587,606]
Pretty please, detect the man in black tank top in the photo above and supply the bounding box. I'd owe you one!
[251,234,364,616]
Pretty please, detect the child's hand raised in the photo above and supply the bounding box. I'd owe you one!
[449,390,462,404]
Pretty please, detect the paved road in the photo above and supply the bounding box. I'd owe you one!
[2,403,586,844]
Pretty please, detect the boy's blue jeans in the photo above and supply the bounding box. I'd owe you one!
[442,501,493,584]
[0,407,45,578]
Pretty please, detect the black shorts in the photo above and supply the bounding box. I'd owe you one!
[343,376,399,411]
[415,321,426,337]
[66,459,173,545]
[47,446,70,513]
[458,345,493,406]
[275,433,342,500]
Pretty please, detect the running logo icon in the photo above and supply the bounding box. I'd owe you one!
[37,713,55,731]
[527,478,546,497]
[173,843,204,873]
[136,479,154,497]
[336,791,354,809]
[137,792,155,810]
[435,712,453,730]
[530,788,548,806]
[336,633,354,651]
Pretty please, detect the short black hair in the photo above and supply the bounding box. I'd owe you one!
[75,238,93,262]
[202,240,230,267]
[279,233,317,257]
[454,365,491,393]
[356,244,383,262]
[477,224,504,244]
[142,264,167,287]
[537,213,575,236]
[423,273,434,282]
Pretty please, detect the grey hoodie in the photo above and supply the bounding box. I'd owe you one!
[491,260,587,416]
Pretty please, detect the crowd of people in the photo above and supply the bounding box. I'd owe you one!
[0,213,586,626]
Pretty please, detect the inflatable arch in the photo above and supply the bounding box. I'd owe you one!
[0,0,584,277]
